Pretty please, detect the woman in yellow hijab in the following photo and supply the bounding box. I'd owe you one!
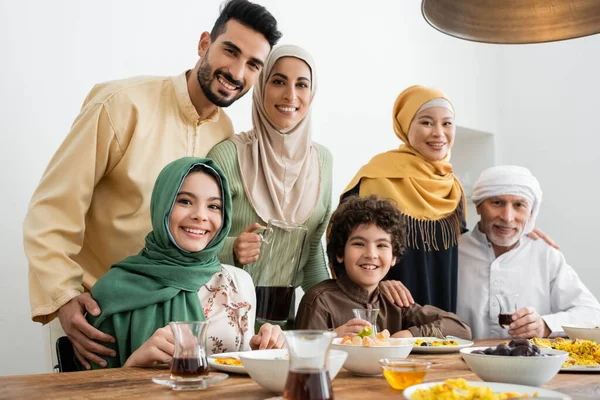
[341,85,465,313]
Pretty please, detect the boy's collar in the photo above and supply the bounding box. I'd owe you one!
[336,273,380,304]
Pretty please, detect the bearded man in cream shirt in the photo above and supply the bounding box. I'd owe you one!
[457,166,600,339]
[23,0,281,370]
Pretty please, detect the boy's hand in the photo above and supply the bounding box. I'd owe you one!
[250,323,285,350]
[333,318,371,338]
[379,280,415,307]
[124,326,174,367]
[508,307,551,338]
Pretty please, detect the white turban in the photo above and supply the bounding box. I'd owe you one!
[471,166,543,235]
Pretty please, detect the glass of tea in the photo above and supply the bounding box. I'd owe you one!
[379,358,431,390]
[282,330,336,400]
[169,321,210,389]
[352,308,379,335]
[151,321,228,390]
[496,293,519,329]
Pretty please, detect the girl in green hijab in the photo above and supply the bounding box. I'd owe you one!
[88,157,284,368]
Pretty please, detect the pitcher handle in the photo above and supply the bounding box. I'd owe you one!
[259,226,274,245]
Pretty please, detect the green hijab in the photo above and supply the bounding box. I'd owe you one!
[88,157,232,367]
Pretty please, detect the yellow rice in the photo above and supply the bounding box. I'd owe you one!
[411,378,537,400]
[414,339,460,347]
[531,337,600,367]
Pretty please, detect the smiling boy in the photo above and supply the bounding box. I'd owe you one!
[296,195,471,339]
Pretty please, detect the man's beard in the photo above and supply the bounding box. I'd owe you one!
[489,234,520,248]
[487,226,522,248]
[196,57,246,108]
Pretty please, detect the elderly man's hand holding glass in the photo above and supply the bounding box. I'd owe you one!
[508,307,551,338]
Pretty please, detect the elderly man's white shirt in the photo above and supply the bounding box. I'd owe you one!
[457,225,600,339]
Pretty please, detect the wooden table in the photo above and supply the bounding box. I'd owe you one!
[1,340,599,399]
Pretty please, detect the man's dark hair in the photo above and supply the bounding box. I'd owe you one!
[327,195,406,278]
[211,0,282,48]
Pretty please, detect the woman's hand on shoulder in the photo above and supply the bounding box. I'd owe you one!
[333,318,371,339]
[527,228,559,250]
[123,326,174,368]
[233,223,266,265]
[379,280,415,307]
[250,323,285,350]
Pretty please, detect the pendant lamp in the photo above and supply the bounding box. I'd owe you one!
[422,0,600,44]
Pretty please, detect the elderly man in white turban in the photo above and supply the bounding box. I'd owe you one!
[456,166,600,339]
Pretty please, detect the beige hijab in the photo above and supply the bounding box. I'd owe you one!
[230,45,320,224]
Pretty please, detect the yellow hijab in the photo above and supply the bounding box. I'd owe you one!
[342,86,465,250]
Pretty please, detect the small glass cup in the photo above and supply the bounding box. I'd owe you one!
[496,294,519,329]
[151,321,228,390]
[379,358,431,390]
[152,321,228,390]
[352,308,379,335]
[169,321,212,390]
[169,321,209,379]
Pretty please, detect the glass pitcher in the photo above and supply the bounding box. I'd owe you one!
[283,330,336,400]
[244,219,308,325]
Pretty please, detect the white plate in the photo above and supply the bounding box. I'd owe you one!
[408,336,474,353]
[207,352,247,374]
[560,364,600,373]
[403,381,571,399]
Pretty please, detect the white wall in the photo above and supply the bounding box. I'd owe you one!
[0,0,503,376]
[451,127,496,229]
[496,36,600,298]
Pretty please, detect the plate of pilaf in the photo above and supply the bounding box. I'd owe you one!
[404,378,570,399]
[531,337,600,372]
[409,337,474,353]
[207,352,247,374]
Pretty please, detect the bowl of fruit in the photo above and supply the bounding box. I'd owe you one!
[460,339,568,386]
[331,328,413,376]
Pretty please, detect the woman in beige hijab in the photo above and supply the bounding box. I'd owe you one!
[207,45,333,320]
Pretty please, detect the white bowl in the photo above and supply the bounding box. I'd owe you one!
[331,337,413,376]
[460,346,568,386]
[562,325,600,342]
[238,348,347,393]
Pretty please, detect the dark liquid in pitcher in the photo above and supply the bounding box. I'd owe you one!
[256,285,294,321]
[170,357,209,378]
[284,369,334,400]
[498,313,512,328]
